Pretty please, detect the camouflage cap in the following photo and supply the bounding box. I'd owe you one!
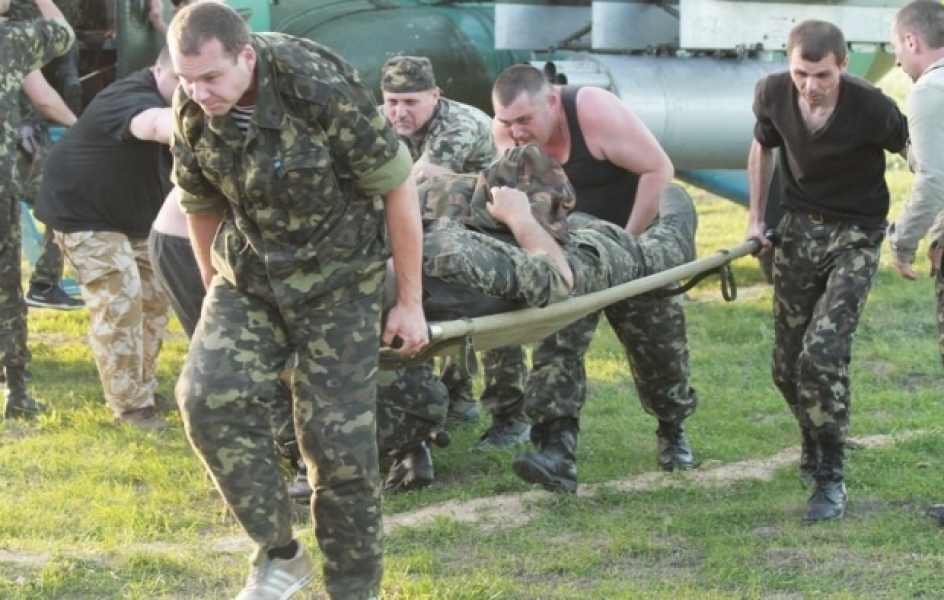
[469,145,576,243]
[381,56,437,93]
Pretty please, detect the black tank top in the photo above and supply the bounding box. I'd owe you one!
[560,86,640,227]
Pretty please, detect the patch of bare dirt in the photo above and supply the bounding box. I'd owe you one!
[0,549,47,566]
[0,433,917,568]
[385,433,912,532]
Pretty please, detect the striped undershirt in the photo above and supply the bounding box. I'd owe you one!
[230,104,255,135]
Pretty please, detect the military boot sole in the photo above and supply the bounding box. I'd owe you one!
[287,481,313,503]
[3,399,46,420]
[802,483,847,524]
[384,473,434,495]
[3,407,43,420]
[512,455,577,494]
[659,460,697,473]
[802,503,845,524]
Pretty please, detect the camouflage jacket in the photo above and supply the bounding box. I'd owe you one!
[171,33,411,299]
[398,97,495,173]
[0,16,75,199]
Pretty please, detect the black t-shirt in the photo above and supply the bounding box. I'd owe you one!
[560,86,640,227]
[36,68,172,237]
[753,72,908,229]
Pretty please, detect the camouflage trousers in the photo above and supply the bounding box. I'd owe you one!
[177,270,385,599]
[422,213,697,426]
[771,211,883,443]
[439,345,528,420]
[0,194,30,368]
[57,232,170,415]
[376,363,449,453]
[526,292,695,425]
[150,227,439,466]
[268,363,448,462]
[18,140,64,288]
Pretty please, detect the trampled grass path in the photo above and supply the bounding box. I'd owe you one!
[0,432,915,569]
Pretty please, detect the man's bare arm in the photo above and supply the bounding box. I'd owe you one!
[746,139,776,253]
[33,0,66,21]
[186,211,224,289]
[148,0,168,35]
[381,177,429,354]
[487,186,574,291]
[129,107,174,144]
[578,87,673,235]
[22,70,76,127]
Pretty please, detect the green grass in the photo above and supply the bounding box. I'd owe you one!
[4,69,944,599]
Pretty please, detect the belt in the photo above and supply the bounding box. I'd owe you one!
[792,210,837,225]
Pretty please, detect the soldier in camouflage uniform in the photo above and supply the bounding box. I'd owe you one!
[400,145,697,492]
[0,0,75,419]
[491,65,699,492]
[15,89,83,310]
[747,20,908,524]
[418,146,696,315]
[380,55,530,448]
[167,4,427,599]
[8,0,85,310]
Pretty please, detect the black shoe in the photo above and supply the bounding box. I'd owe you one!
[444,396,481,429]
[470,418,530,451]
[25,284,84,310]
[802,480,847,524]
[512,449,577,493]
[3,391,46,420]
[383,443,434,495]
[657,420,696,472]
[287,473,313,503]
[511,418,578,493]
[926,504,944,527]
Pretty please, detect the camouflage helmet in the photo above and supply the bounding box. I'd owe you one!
[380,56,437,93]
[469,144,575,243]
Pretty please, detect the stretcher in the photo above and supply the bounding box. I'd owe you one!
[380,235,769,372]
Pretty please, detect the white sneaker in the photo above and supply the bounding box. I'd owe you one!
[235,543,315,600]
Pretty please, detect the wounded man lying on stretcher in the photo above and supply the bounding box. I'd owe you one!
[375,144,698,496]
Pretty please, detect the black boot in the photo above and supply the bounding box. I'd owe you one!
[927,504,944,527]
[656,420,696,472]
[383,442,434,495]
[798,427,820,487]
[3,366,45,420]
[511,418,578,493]
[802,437,847,524]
